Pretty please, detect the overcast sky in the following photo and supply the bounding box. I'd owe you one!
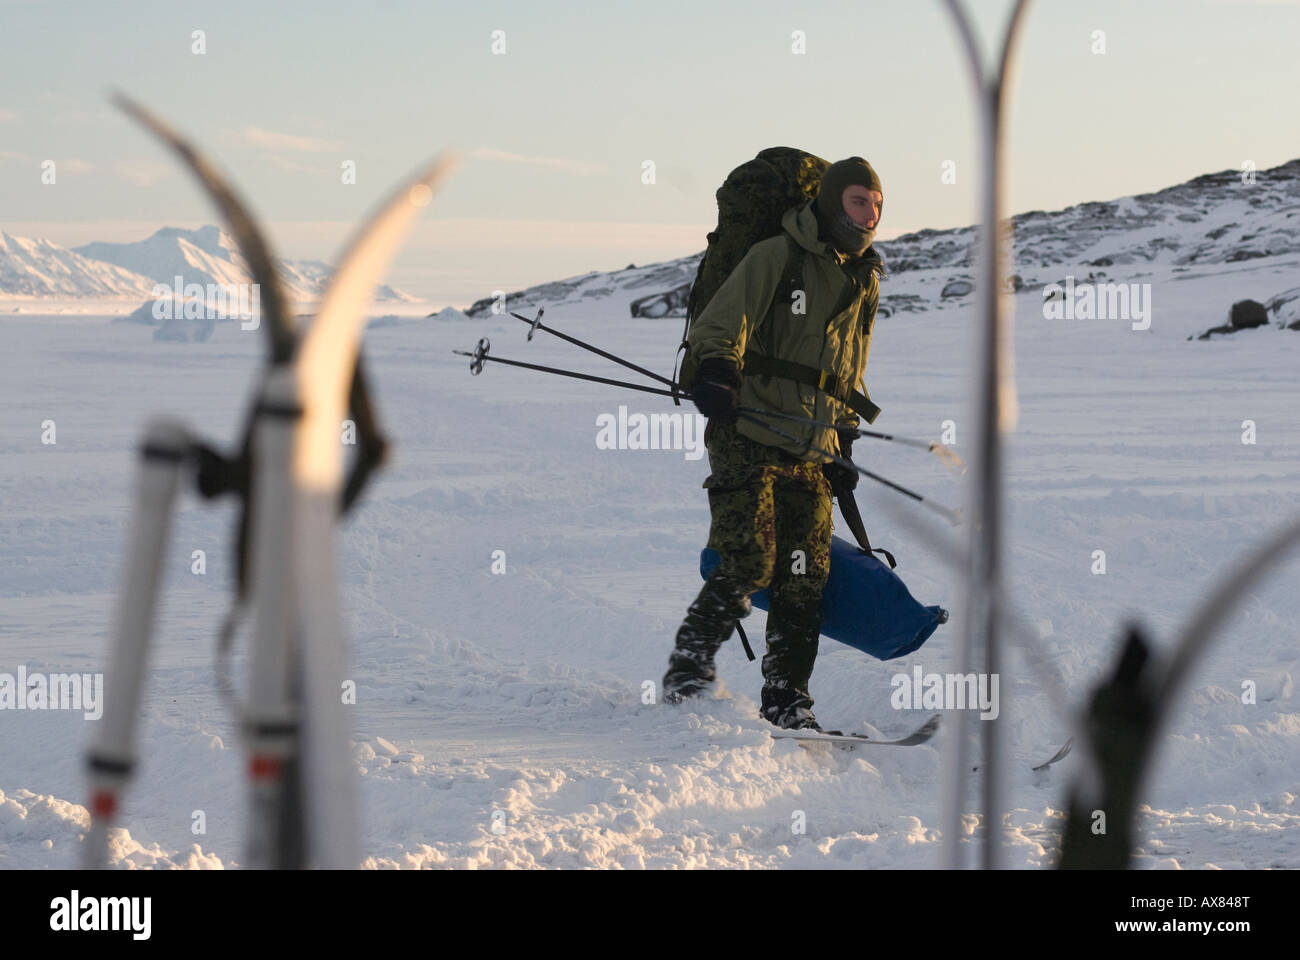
[1,0,1297,307]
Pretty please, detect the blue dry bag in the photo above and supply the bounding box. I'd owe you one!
[700,535,946,661]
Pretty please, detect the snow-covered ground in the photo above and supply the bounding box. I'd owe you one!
[1,250,1298,869]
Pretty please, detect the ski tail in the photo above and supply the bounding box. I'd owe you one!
[111,91,295,362]
[772,714,941,746]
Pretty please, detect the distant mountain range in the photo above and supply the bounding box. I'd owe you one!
[0,224,415,301]
[0,232,157,298]
[457,158,1300,319]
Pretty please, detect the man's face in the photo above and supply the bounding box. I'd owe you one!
[841,184,882,230]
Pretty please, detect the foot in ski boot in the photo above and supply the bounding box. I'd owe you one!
[662,647,719,704]
[662,573,750,705]
[760,683,838,733]
[663,680,728,705]
[663,676,714,704]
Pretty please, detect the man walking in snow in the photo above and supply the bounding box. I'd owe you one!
[662,157,886,731]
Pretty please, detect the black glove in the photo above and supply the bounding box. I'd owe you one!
[822,428,859,492]
[690,357,742,422]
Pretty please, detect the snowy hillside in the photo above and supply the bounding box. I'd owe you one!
[469,158,1300,322]
[460,255,701,318]
[880,158,1300,272]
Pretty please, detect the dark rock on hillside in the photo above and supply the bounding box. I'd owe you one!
[1192,298,1275,339]
[941,278,974,299]
[631,283,691,318]
[1230,300,1269,329]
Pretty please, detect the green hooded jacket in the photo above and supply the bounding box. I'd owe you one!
[685,200,884,461]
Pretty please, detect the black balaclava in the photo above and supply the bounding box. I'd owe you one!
[814,156,883,257]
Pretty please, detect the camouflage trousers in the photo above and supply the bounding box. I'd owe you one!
[663,419,833,705]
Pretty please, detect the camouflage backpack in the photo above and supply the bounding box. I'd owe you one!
[673,147,829,396]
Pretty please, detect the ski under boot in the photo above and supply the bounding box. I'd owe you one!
[760,684,840,735]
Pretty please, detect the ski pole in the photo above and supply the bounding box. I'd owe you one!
[502,311,963,472]
[454,337,686,399]
[938,0,1032,873]
[734,410,962,525]
[455,337,961,520]
[503,311,963,473]
[510,309,679,389]
[84,420,191,869]
[738,406,964,471]
[242,367,302,869]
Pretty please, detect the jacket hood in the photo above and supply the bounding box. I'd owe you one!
[783,201,886,282]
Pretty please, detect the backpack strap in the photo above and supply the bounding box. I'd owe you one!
[671,322,688,407]
[745,235,881,423]
[742,354,882,424]
[770,234,806,314]
[673,240,716,406]
[678,231,802,405]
